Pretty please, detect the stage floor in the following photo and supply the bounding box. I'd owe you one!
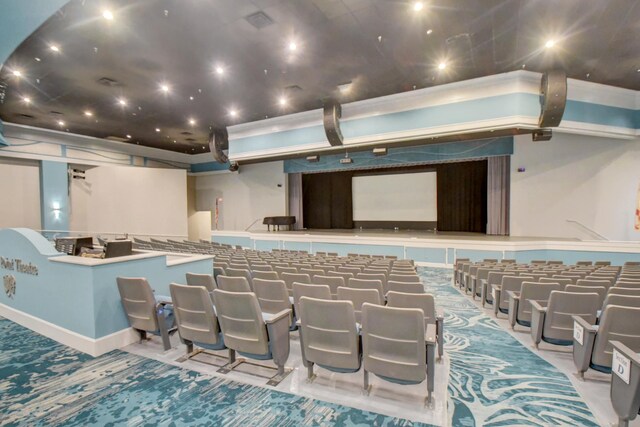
[249,228,579,243]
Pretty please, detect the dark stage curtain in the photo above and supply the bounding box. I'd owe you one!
[302,171,354,229]
[436,160,487,233]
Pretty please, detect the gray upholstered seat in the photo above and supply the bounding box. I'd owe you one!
[508,282,562,329]
[337,287,382,324]
[251,265,273,272]
[481,271,509,307]
[213,289,291,381]
[388,273,421,284]
[274,266,298,277]
[387,280,425,294]
[300,268,325,280]
[252,270,279,281]
[356,272,388,293]
[298,297,361,381]
[573,305,640,379]
[492,275,533,317]
[281,272,311,297]
[216,275,252,293]
[347,278,384,301]
[253,278,294,327]
[565,284,607,307]
[170,283,225,356]
[361,303,436,402]
[313,275,345,299]
[530,290,600,348]
[116,277,176,351]
[609,341,640,427]
[602,294,640,310]
[293,283,332,320]
[225,268,253,289]
[327,270,355,281]
[186,273,216,303]
[386,291,444,359]
[609,287,640,297]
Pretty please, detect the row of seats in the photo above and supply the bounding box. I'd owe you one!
[455,258,640,426]
[116,250,443,402]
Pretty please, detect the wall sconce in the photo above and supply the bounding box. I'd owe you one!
[52,202,62,220]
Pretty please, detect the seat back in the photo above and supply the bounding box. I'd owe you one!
[275,266,297,277]
[170,283,221,346]
[616,280,640,288]
[225,268,252,288]
[281,272,311,296]
[313,275,345,299]
[541,277,572,287]
[293,283,332,319]
[327,270,355,281]
[602,294,640,310]
[388,274,420,284]
[338,266,362,275]
[387,280,425,294]
[591,306,640,368]
[565,284,607,307]
[386,291,437,326]
[608,287,640,297]
[362,303,426,383]
[337,287,381,323]
[498,275,532,310]
[517,282,562,324]
[250,265,273,272]
[300,268,325,280]
[299,297,360,371]
[116,277,158,331]
[356,273,388,292]
[185,273,216,292]
[252,278,291,315]
[347,278,384,300]
[216,275,252,293]
[543,291,599,342]
[212,289,269,355]
[252,270,279,281]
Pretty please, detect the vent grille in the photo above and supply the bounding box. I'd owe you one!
[49,111,64,116]
[97,77,121,87]
[245,11,274,29]
[180,131,193,136]
[285,84,303,93]
[16,113,35,119]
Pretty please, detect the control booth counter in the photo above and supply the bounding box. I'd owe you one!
[0,228,212,357]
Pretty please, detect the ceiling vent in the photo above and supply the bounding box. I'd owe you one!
[106,136,130,142]
[16,113,35,120]
[49,110,64,116]
[97,77,121,87]
[245,11,274,29]
[185,137,197,142]
[180,131,193,136]
[285,84,303,93]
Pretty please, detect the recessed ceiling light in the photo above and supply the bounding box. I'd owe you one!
[278,97,287,106]
[545,39,556,49]
[215,66,224,75]
[377,35,382,42]
[35,57,41,62]
[438,62,447,70]
[102,10,114,21]
[126,134,132,139]
[12,69,22,78]
[413,2,424,12]
[57,120,65,126]
[155,128,161,132]
[426,29,433,35]
[189,96,194,100]
[288,41,298,52]
[229,109,238,118]
[338,82,352,94]
[50,44,60,52]
[84,111,93,117]
[118,98,127,106]
[160,83,170,93]
[22,97,31,104]
[188,118,196,126]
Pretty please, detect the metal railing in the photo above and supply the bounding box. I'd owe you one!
[565,220,608,241]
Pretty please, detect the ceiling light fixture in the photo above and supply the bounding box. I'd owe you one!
[338,82,353,94]
[118,98,127,106]
[188,118,196,126]
[545,39,556,49]
[155,128,161,132]
[189,96,194,100]
[426,29,433,35]
[12,69,22,78]
[413,2,424,12]
[50,44,60,52]
[229,109,238,118]
[84,111,93,117]
[438,62,447,70]
[22,97,31,104]
[160,83,170,93]
[126,134,132,139]
[102,10,114,21]
[278,97,287,107]
[215,66,224,75]
[288,41,298,52]
[35,57,41,62]
[57,120,65,126]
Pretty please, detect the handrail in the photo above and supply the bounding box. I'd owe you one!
[244,218,263,232]
[565,220,608,241]
[35,229,188,239]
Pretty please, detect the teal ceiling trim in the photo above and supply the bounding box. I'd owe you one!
[0,120,7,146]
[0,0,69,67]
[563,100,638,130]
[283,137,513,174]
[190,160,230,173]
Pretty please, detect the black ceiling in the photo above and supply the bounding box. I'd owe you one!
[1,0,639,154]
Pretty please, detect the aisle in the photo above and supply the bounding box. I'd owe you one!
[419,268,598,426]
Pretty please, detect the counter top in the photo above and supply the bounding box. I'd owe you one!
[49,250,213,267]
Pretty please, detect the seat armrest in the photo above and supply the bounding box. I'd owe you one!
[425,323,437,346]
[530,301,547,346]
[508,292,520,328]
[436,309,444,322]
[264,308,292,324]
[266,309,292,370]
[530,300,547,313]
[572,315,598,376]
[506,291,520,300]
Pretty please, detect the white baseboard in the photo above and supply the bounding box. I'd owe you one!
[0,303,139,357]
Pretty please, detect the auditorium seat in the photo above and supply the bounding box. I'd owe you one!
[609,341,640,427]
[388,273,421,284]
[170,283,225,359]
[608,287,640,297]
[186,273,216,303]
[293,283,332,318]
[252,278,294,328]
[327,270,355,281]
[508,282,562,330]
[530,290,600,348]
[361,303,436,403]
[252,270,279,281]
[386,291,444,359]
[216,275,252,293]
[565,284,607,307]
[492,275,534,317]
[337,287,382,324]
[347,278,384,301]
[213,289,291,383]
[313,275,345,299]
[281,272,311,297]
[298,297,361,381]
[573,305,640,379]
[481,271,509,307]
[602,294,640,311]
[116,277,176,351]
[387,280,425,294]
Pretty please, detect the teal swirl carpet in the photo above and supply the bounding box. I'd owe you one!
[421,268,598,426]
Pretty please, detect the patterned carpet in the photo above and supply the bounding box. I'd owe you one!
[0,267,598,426]
[421,268,598,427]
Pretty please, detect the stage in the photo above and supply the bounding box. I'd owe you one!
[211,228,640,266]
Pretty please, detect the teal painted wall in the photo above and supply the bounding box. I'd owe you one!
[39,161,69,232]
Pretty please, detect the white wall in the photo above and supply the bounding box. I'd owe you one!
[0,158,41,229]
[510,133,640,241]
[195,161,287,231]
[70,166,188,237]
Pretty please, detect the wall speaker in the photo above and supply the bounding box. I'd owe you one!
[323,98,343,146]
[208,127,229,163]
[538,70,567,128]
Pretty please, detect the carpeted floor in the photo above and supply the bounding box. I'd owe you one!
[421,268,598,426]
[0,267,599,426]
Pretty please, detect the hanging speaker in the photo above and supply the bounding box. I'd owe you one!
[323,98,343,146]
[538,70,567,128]
[208,127,229,163]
